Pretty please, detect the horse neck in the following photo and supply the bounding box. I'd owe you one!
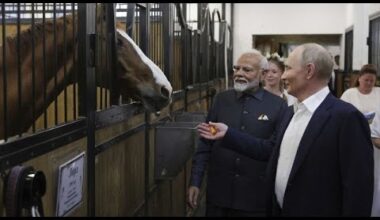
[0,14,77,139]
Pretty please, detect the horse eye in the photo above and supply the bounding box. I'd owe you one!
[117,38,124,46]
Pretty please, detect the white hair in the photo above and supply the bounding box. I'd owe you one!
[240,49,268,70]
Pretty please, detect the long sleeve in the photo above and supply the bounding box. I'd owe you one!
[189,94,220,188]
[221,101,287,161]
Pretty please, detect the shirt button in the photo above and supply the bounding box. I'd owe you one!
[243,110,248,114]
[241,125,245,130]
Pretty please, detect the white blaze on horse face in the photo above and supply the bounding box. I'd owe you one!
[116,29,173,97]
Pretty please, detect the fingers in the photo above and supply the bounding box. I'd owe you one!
[197,122,226,140]
[197,123,211,133]
[188,187,199,209]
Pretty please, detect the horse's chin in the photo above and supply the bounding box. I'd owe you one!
[140,95,171,112]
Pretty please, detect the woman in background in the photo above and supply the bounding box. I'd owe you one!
[263,53,296,106]
[340,64,380,217]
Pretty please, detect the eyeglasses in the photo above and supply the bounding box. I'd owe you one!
[233,65,255,73]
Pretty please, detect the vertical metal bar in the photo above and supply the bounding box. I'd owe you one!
[181,4,188,111]
[106,3,118,106]
[78,3,97,216]
[53,4,58,125]
[63,4,68,122]
[31,3,36,132]
[17,3,23,135]
[72,3,77,120]
[222,3,226,21]
[139,3,151,216]
[162,3,172,82]
[126,3,136,37]
[99,4,103,110]
[103,6,108,109]
[2,3,8,141]
[42,3,47,129]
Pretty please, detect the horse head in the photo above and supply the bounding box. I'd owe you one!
[115,29,172,112]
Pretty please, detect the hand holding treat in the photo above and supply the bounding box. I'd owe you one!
[197,122,228,140]
[209,125,217,135]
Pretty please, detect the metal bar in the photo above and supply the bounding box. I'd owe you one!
[94,123,145,155]
[42,3,48,129]
[139,3,151,215]
[95,104,144,129]
[126,3,136,37]
[107,3,119,106]
[63,5,68,122]
[31,3,36,132]
[99,4,103,110]
[78,3,97,216]
[0,119,87,172]
[2,3,8,141]
[53,4,58,125]
[162,3,172,82]
[72,3,77,120]
[17,3,23,136]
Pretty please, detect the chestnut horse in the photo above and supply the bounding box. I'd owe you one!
[0,9,172,140]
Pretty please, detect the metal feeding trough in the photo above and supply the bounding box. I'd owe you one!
[154,112,206,180]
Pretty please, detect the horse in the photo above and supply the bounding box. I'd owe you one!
[0,7,172,140]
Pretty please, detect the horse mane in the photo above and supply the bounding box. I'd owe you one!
[3,15,75,62]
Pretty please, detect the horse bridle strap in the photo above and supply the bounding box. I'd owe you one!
[4,165,46,217]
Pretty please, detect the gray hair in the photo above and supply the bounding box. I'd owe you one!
[240,49,268,71]
[299,43,334,81]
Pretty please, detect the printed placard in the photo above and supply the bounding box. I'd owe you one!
[56,152,85,217]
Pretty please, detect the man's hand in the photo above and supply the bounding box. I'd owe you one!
[188,186,200,209]
[197,122,228,140]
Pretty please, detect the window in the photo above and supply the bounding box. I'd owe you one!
[369,16,380,76]
[344,29,353,74]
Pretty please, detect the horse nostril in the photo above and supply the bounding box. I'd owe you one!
[161,87,170,99]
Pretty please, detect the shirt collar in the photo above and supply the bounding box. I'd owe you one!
[293,86,330,114]
[236,87,264,101]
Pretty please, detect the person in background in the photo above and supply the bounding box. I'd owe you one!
[263,53,297,106]
[369,106,380,217]
[340,63,380,216]
[197,43,374,216]
[187,49,287,217]
[328,54,339,96]
[340,64,380,116]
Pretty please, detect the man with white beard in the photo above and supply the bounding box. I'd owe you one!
[187,50,287,217]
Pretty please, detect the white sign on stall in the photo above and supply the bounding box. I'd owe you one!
[56,152,85,217]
